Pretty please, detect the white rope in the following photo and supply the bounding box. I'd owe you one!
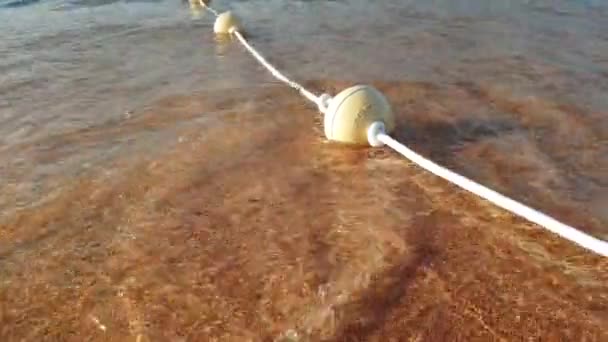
[230,29,330,113]
[375,131,608,257]
[199,0,219,17]
[199,3,607,258]
[201,2,331,113]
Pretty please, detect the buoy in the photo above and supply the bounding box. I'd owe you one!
[214,11,242,35]
[323,85,395,146]
[190,0,209,6]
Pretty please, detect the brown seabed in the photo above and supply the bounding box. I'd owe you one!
[0,81,606,341]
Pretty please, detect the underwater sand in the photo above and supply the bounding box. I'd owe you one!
[1,0,607,340]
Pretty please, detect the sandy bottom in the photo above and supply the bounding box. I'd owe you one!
[1,80,607,341]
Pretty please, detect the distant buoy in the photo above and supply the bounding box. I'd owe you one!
[191,0,210,6]
[214,11,242,34]
[323,85,395,145]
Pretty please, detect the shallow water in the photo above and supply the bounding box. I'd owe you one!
[1,0,607,340]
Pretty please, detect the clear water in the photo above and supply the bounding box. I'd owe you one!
[1,0,607,340]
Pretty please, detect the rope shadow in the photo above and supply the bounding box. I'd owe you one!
[393,116,521,168]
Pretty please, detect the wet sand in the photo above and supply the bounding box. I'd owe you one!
[1,80,606,341]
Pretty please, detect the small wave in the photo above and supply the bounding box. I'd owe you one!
[0,0,41,9]
[54,0,164,11]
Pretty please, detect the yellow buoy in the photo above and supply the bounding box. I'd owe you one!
[214,11,242,35]
[323,85,395,146]
[189,0,209,6]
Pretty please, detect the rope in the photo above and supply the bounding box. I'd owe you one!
[230,29,330,112]
[376,132,608,257]
[199,0,219,17]
[200,1,331,113]
[198,3,608,258]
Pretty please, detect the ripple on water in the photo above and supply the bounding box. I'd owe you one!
[1,0,608,340]
[1,81,607,340]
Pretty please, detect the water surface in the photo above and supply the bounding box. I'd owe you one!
[1,0,607,340]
